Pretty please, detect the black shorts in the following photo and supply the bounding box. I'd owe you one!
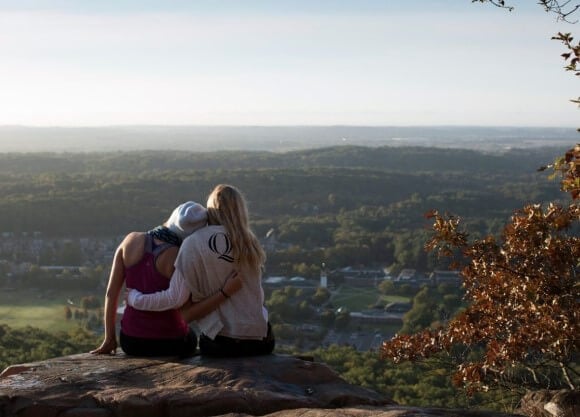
[120,328,197,357]
[199,322,275,357]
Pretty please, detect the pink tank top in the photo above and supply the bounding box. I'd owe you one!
[121,235,188,339]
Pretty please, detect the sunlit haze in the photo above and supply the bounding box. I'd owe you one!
[0,0,577,127]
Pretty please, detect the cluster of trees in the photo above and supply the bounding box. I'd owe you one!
[0,146,566,277]
[62,295,104,331]
[396,284,464,335]
[63,306,103,331]
[0,324,98,371]
[381,0,580,390]
[278,344,520,411]
[13,266,103,291]
[265,285,351,338]
[382,143,579,394]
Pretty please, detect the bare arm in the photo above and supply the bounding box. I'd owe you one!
[90,242,126,354]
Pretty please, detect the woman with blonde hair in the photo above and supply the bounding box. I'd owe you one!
[128,184,275,356]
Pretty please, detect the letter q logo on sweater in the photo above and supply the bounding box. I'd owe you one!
[208,232,234,263]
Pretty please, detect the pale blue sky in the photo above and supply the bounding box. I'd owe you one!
[0,0,577,127]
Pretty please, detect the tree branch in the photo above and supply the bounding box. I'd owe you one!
[474,0,580,22]
[539,0,580,23]
[559,361,576,389]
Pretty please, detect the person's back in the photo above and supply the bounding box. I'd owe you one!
[118,231,196,357]
[177,225,268,340]
[188,184,274,356]
[121,233,188,340]
[91,200,220,357]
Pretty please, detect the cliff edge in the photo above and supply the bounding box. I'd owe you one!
[0,353,525,417]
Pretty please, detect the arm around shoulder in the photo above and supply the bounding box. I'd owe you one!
[179,270,243,322]
[127,268,190,311]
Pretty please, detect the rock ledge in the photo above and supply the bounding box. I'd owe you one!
[0,353,522,417]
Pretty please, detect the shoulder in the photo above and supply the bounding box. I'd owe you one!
[118,232,146,254]
[122,231,146,246]
[176,226,220,260]
[182,226,226,246]
[182,226,215,243]
[115,232,147,266]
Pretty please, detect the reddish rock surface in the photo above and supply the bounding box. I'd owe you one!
[0,353,524,417]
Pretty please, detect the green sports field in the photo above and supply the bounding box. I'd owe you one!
[0,288,97,333]
[330,285,409,311]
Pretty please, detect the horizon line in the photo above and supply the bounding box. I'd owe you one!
[0,124,578,130]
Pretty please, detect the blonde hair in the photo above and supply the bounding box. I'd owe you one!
[206,184,266,272]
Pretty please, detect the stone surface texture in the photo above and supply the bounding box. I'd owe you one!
[0,353,533,417]
[515,389,579,417]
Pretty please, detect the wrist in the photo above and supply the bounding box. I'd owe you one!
[219,288,230,298]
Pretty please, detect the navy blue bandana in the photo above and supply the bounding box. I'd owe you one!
[147,226,182,246]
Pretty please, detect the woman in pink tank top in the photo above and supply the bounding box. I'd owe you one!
[90,201,241,357]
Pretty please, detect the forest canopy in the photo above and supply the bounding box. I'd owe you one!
[0,145,566,238]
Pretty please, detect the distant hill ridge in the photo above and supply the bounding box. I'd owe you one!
[0,144,565,175]
[0,125,576,153]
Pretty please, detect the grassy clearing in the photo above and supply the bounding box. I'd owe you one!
[0,288,97,333]
[380,294,411,304]
[331,285,381,311]
[330,285,410,311]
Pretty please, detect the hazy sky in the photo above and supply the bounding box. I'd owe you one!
[0,0,578,127]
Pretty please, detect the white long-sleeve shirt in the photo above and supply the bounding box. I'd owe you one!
[127,225,268,340]
[127,269,189,311]
[127,267,225,338]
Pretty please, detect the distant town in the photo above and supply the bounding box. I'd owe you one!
[0,231,463,352]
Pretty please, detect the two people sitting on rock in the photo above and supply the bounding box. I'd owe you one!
[91,199,242,357]
[91,184,274,357]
